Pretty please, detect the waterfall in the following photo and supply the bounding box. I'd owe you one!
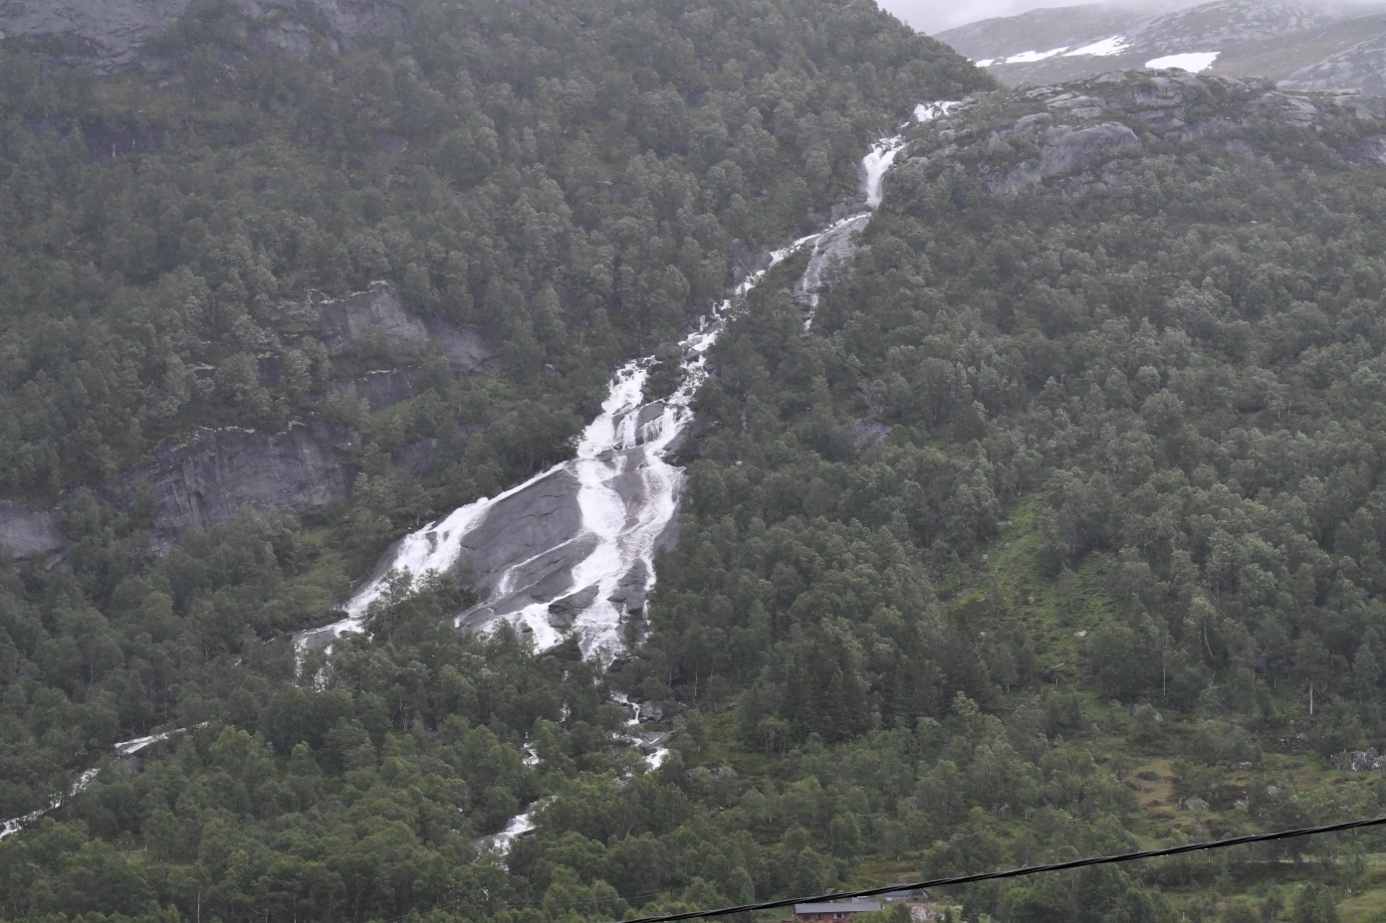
[295,101,964,665]
[3,102,966,851]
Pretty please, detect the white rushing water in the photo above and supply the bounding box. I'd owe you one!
[472,800,546,854]
[796,102,962,329]
[4,106,963,849]
[294,102,961,665]
[0,770,98,841]
[1,726,199,840]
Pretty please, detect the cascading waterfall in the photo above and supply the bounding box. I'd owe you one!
[795,101,962,330]
[1,730,188,840]
[2,101,965,851]
[297,101,962,666]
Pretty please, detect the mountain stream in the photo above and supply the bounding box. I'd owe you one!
[2,101,958,846]
[294,101,960,665]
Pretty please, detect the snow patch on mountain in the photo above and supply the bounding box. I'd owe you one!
[1005,47,1071,64]
[1066,36,1130,57]
[1146,52,1220,72]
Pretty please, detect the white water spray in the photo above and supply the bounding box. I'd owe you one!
[294,102,962,666]
[1,726,200,840]
[5,109,963,844]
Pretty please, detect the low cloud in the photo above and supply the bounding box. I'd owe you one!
[880,0,1386,36]
[876,0,1089,34]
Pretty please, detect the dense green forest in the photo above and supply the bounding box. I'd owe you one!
[5,0,1386,921]
[0,0,977,505]
[633,83,1386,920]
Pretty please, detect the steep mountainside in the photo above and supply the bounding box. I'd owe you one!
[940,0,1386,96]
[0,0,982,556]
[0,3,1000,922]
[8,1,1386,922]
[639,67,1386,920]
[0,0,403,69]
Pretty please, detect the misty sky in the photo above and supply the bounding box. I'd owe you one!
[877,0,1084,34]
[879,0,1386,34]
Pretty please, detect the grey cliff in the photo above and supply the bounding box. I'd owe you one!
[0,0,404,70]
[285,282,495,374]
[123,422,357,550]
[905,72,1386,202]
[0,501,65,562]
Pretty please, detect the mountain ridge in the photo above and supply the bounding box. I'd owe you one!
[939,0,1386,96]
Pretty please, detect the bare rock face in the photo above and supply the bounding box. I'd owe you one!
[1333,748,1386,772]
[421,316,496,375]
[940,1,1386,99]
[312,282,431,354]
[793,214,869,317]
[331,368,419,411]
[286,282,495,374]
[0,501,65,562]
[909,72,1386,202]
[101,281,492,553]
[0,0,404,70]
[123,422,357,550]
[982,121,1142,195]
[0,0,193,69]
[454,469,589,624]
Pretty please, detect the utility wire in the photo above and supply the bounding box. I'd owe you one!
[611,814,1386,923]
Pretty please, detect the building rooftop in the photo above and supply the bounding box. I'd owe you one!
[794,901,884,913]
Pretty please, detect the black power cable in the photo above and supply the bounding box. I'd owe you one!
[610,814,1386,923]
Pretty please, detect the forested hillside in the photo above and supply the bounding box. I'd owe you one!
[8,0,1386,922]
[0,0,978,505]
[0,1,1001,921]
[635,74,1386,921]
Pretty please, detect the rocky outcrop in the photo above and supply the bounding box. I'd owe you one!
[393,438,440,478]
[311,283,430,354]
[421,316,496,375]
[981,121,1141,195]
[1333,748,1386,772]
[0,0,191,69]
[282,282,495,374]
[1281,34,1386,97]
[907,72,1386,201]
[793,214,868,320]
[331,368,418,411]
[940,1,1386,99]
[453,469,589,625]
[0,501,65,562]
[0,0,405,71]
[123,422,357,549]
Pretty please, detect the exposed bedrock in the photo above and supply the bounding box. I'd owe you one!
[452,468,588,621]
[331,368,419,411]
[0,501,66,562]
[910,73,1386,203]
[981,120,1142,195]
[0,0,405,70]
[124,422,357,550]
[793,214,869,317]
[282,282,495,374]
